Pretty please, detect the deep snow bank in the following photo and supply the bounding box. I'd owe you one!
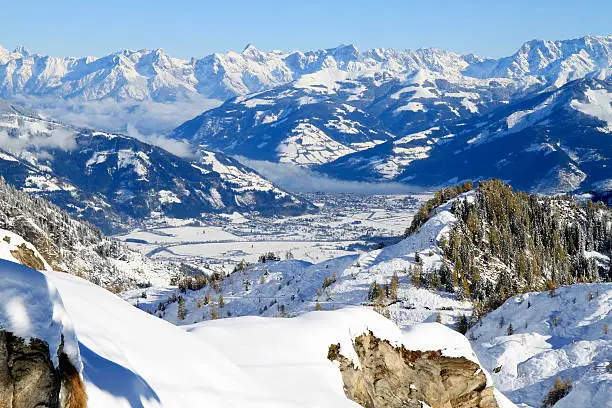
[187,307,516,408]
[44,270,306,408]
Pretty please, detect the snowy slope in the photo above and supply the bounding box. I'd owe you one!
[0,177,190,289]
[45,270,310,408]
[0,221,511,407]
[187,307,517,408]
[319,76,612,194]
[0,226,303,407]
[126,193,472,329]
[468,284,612,408]
[0,254,514,408]
[0,101,314,233]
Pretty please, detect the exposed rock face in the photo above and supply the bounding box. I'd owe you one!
[9,243,47,271]
[328,331,498,408]
[0,331,86,408]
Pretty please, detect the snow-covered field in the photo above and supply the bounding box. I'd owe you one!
[115,193,425,273]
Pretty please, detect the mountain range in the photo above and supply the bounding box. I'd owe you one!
[1,36,611,102]
[165,36,612,194]
[1,35,612,224]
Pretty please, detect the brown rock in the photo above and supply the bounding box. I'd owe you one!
[10,244,46,271]
[0,331,86,408]
[329,331,499,408]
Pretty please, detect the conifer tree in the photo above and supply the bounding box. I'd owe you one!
[177,296,187,321]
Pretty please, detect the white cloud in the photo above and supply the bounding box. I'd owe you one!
[0,126,77,155]
[13,95,221,136]
[126,124,195,158]
[10,95,221,159]
[236,157,424,194]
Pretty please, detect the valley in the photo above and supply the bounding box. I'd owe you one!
[115,192,426,272]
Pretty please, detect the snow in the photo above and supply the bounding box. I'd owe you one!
[117,193,422,274]
[400,322,482,364]
[294,68,349,94]
[242,98,275,108]
[46,270,306,408]
[187,308,510,407]
[570,88,612,132]
[0,151,18,162]
[128,194,473,331]
[117,149,150,179]
[198,150,290,195]
[0,228,52,271]
[0,259,81,371]
[86,151,110,167]
[468,283,612,408]
[390,85,437,100]
[23,174,75,192]
[158,189,181,204]
[395,101,427,113]
[3,265,505,408]
[277,123,355,165]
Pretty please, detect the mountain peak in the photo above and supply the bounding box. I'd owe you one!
[242,43,260,55]
[332,43,360,53]
[13,45,30,56]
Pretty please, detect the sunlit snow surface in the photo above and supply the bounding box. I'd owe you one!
[0,245,80,370]
[469,284,612,408]
[47,269,513,408]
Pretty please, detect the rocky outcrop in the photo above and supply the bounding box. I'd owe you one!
[9,243,47,271]
[328,331,498,408]
[0,331,86,408]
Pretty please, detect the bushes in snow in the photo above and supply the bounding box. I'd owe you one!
[258,252,280,263]
[542,377,572,407]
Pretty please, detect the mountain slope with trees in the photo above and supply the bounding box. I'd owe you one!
[0,176,188,289]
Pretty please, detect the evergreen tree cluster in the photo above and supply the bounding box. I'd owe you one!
[0,177,176,289]
[405,181,473,236]
[436,179,612,311]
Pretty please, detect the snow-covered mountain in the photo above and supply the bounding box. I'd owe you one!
[127,180,611,327]
[165,36,612,194]
[469,284,611,408]
[320,77,612,193]
[0,176,187,289]
[3,36,612,193]
[2,36,611,102]
[171,76,396,166]
[0,101,315,232]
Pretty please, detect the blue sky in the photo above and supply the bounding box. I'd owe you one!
[2,0,610,58]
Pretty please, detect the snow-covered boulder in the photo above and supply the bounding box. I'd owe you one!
[0,259,84,407]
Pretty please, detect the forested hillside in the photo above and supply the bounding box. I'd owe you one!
[0,177,185,289]
[412,180,612,314]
